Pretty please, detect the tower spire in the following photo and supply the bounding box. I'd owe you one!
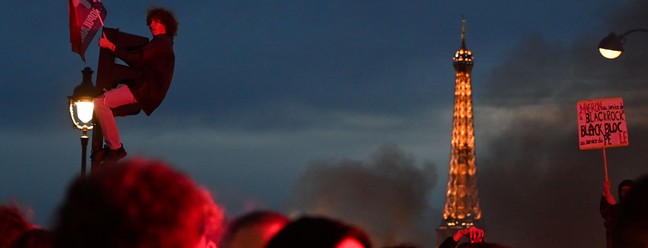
[461,17,466,49]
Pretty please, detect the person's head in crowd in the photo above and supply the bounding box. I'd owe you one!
[220,210,289,248]
[52,158,216,248]
[383,244,420,248]
[265,215,372,248]
[195,189,225,248]
[618,179,636,202]
[9,229,52,248]
[457,242,512,248]
[616,174,648,247]
[0,204,33,248]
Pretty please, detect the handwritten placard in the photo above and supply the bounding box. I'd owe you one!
[577,97,629,150]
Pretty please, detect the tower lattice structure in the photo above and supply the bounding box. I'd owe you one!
[439,18,481,232]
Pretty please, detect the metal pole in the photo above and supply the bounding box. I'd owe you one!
[81,129,89,177]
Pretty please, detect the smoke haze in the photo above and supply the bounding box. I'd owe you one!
[474,0,648,247]
[290,144,440,247]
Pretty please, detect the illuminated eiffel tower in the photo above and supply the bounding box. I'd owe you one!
[437,18,482,241]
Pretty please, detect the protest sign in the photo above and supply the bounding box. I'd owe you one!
[577,97,629,150]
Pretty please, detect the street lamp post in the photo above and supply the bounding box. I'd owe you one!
[598,29,648,59]
[68,67,99,176]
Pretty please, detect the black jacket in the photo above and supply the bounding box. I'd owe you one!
[115,34,175,116]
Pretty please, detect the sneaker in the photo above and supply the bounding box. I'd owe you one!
[102,145,127,163]
[90,146,110,162]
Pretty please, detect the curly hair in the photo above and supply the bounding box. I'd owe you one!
[198,188,225,245]
[0,205,33,248]
[146,6,179,37]
[53,159,209,248]
[9,229,53,248]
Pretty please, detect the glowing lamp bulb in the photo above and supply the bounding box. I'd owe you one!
[599,48,622,59]
[75,100,94,123]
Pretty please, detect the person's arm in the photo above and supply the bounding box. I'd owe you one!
[600,180,616,225]
[602,180,617,205]
[114,36,173,68]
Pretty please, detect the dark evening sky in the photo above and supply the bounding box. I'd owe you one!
[1,1,647,247]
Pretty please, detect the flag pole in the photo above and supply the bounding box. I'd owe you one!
[94,8,106,38]
[91,0,106,38]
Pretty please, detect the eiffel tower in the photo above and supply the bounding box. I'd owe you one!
[437,18,482,242]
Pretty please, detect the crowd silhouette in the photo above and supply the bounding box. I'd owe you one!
[3,156,648,247]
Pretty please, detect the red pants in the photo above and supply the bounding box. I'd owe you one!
[94,85,137,149]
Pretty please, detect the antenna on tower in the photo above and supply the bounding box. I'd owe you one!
[461,17,467,48]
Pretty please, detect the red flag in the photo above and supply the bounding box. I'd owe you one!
[69,0,107,62]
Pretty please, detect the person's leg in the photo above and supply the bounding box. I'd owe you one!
[94,85,137,150]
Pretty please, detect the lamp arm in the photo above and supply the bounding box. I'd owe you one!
[619,29,648,39]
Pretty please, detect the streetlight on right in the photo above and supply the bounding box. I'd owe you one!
[598,29,648,59]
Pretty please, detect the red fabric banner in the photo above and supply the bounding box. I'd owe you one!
[69,0,107,61]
